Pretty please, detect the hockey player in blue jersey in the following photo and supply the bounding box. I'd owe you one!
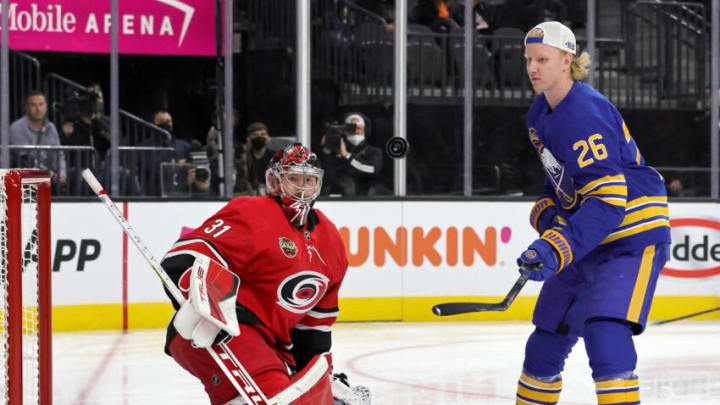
[515,21,671,405]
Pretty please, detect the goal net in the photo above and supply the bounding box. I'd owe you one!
[0,170,52,405]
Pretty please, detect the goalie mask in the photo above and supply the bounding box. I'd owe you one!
[266,143,324,227]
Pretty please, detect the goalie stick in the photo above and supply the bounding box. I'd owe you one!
[432,273,529,316]
[82,169,271,405]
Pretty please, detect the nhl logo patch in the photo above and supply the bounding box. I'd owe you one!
[528,128,542,148]
[279,237,298,258]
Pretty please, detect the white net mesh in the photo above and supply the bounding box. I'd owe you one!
[0,171,42,404]
[21,183,40,404]
[1,171,9,403]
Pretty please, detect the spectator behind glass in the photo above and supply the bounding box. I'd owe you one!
[9,90,67,189]
[140,110,209,196]
[411,0,459,33]
[448,0,495,35]
[234,122,274,196]
[320,112,383,196]
[59,83,111,163]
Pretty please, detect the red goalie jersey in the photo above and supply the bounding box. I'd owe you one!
[161,196,348,370]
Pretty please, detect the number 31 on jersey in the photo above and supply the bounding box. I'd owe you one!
[204,219,232,238]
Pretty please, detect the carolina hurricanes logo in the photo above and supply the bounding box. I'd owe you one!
[277,271,329,314]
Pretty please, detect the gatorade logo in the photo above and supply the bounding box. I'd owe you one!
[339,225,513,268]
[664,218,720,278]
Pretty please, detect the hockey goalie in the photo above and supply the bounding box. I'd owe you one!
[160,144,370,405]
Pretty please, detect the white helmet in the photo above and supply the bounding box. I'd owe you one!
[266,143,324,227]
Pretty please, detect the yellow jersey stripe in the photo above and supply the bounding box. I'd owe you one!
[617,205,669,228]
[595,378,639,390]
[588,196,628,207]
[626,245,656,323]
[625,196,667,210]
[622,121,631,142]
[517,385,561,403]
[578,174,626,195]
[588,185,628,197]
[601,219,670,244]
[597,390,640,404]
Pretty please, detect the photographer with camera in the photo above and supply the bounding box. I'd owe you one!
[144,110,210,197]
[234,122,274,196]
[59,83,111,160]
[320,112,383,196]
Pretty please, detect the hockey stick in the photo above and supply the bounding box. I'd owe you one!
[432,273,529,316]
[81,169,272,405]
[654,306,720,325]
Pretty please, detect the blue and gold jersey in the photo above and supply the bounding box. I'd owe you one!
[527,81,670,269]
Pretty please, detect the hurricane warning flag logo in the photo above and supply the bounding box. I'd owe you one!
[277,271,329,314]
[279,237,298,258]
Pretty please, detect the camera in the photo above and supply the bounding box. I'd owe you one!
[324,121,357,153]
[57,88,103,122]
[189,141,211,183]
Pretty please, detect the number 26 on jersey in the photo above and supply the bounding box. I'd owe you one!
[573,134,607,168]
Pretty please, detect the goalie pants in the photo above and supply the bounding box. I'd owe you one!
[169,323,292,405]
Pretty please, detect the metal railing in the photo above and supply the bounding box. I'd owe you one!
[655,166,716,198]
[44,73,172,146]
[6,145,96,196]
[9,50,42,122]
[625,1,709,109]
[246,0,710,110]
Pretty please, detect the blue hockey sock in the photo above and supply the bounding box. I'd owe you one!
[522,327,578,377]
[517,327,577,404]
[583,319,637,379]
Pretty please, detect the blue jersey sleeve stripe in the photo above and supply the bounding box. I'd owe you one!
[578,174,627,195]
[588,185,628,197]
[618,205,669,228]
[601,218,670,244]
[625,196,667,210]
[589,196,628,206]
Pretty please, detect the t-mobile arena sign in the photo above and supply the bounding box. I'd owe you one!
[1,0,222,56]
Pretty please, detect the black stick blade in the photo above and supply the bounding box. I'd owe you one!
[432,301,509,316]
[431,273,529,316]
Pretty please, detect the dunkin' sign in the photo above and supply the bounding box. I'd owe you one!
[664,218,720,278]
[0,0,220,56]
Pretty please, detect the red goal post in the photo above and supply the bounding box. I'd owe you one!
[0,169,52,405]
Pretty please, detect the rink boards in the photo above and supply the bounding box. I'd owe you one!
[48,200,720,331]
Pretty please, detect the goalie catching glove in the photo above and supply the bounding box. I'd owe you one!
[173,255,241,348]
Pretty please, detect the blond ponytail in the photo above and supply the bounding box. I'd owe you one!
[571,51,591,81]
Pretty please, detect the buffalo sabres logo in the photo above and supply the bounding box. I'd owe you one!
[277,271,329,314]
[278,237,297,258]
[540,147,578,209]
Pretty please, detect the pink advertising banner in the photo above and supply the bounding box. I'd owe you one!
[1,0,222,56]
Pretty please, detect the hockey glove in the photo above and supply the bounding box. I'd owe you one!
[517,238,560,282]
[173,255,241,348]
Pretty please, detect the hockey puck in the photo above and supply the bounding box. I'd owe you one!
[385,136,409,159]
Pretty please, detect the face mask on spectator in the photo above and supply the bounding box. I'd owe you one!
[157,122,173,134]
[346,134,364,146]
[251,136,267,151]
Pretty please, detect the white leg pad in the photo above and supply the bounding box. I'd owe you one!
[270,354,332,405]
